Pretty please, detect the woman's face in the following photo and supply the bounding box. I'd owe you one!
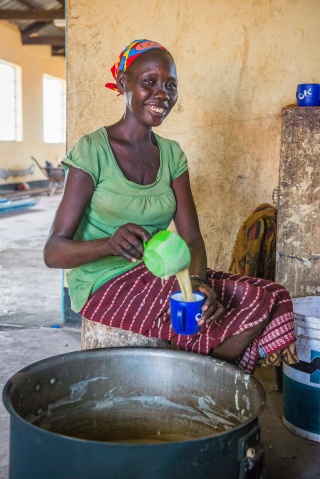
[118,49,178,127]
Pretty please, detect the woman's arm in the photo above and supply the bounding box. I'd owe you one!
[172,170,207,278]
[43,166,150,269]
[172,171,224,324]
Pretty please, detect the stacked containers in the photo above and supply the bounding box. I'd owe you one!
[283,296,320,442]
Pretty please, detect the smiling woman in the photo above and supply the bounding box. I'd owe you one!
[43,39,298,373]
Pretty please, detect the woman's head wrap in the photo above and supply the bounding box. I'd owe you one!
[105,39,167,93]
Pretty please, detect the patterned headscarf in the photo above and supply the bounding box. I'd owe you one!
[105,39,167,93]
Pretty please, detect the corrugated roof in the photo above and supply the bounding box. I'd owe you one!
[0,0,65,56]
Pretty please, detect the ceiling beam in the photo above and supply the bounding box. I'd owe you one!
[21,21,48,37]
[52,45,65,56]
[22,35,65,46]
[0,9,65,21]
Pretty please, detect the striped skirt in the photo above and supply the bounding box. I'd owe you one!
[81,264,297,373]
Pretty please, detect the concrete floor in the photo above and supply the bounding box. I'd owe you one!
[0,195,63,328]
[0,195,319,479]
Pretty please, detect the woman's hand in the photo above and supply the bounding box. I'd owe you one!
[108,223,151,262]
[170,171,223,326]
[196,283,225,326]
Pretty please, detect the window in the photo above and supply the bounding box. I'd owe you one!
[0,60,22,141]
[43,74,66,144]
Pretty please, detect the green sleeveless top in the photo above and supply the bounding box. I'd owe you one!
[62,127,188,312]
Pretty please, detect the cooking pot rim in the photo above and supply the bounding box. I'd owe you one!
[2,348,266,446]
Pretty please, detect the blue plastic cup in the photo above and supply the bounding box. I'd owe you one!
[170,291,205,335]
[296,83,320,106]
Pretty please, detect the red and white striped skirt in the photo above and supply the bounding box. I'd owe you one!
[81,264,296,373]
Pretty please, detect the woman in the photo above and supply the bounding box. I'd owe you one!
[44,39,297,373]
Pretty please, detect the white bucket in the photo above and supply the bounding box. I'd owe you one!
[283,296,320,442]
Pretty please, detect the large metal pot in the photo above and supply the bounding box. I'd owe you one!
[3,348,266,479]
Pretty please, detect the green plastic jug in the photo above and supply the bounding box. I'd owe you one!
[143,230,191,279]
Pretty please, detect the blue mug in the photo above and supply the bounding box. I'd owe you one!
[170,291,205,335]
[296,83,320,106]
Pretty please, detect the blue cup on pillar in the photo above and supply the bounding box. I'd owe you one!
[170,291,205,335]
[296,83,320,106]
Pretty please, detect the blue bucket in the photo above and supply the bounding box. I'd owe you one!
[283,296,320,442]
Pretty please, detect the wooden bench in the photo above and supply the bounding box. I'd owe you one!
[0,187,52,201]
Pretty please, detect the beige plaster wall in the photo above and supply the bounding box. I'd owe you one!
[0,21,65,185]
[66,0,320,271]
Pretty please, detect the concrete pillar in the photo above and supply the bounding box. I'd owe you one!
[276,107,320,297]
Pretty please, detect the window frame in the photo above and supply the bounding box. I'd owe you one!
[42,73,66,144]
[0,59,23,142]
